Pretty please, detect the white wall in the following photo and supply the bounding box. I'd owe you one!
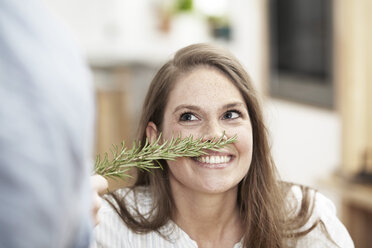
[43,0,160,58]
[264,100,341,187]
[228,0,267,93]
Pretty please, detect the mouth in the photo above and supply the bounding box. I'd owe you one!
[196,155,232,164]
[191,153,234,169]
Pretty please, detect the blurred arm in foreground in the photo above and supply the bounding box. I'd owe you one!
[0,0,95,247]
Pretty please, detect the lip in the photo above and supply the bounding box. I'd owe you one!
[201,150,232,156]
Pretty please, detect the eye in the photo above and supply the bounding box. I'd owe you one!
[222,110,241,120]
[180,112,198,121]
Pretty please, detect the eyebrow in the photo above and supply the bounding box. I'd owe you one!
[223,102,246,110]
[173,102,246,114]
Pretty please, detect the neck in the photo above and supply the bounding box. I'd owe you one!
[170,182,243,247]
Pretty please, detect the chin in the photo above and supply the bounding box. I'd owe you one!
[197,180,239,194]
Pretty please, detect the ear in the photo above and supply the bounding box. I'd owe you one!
[146,121,159,144]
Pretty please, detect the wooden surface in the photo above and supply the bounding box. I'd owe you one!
[335,0,372,174]
[322,176,372,248]
[342,182,372,248]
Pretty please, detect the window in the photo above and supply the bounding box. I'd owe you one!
[269,0,333,108]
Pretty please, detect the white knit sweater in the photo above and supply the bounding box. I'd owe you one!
[91,185,354,248]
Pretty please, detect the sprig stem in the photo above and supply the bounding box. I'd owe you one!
[94,132,237,180]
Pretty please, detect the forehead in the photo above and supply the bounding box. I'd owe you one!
[168,66,244,104]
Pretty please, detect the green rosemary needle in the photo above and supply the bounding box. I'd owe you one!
[94,133,237,180]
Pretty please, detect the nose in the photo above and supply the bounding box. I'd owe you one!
[201,119,226,142]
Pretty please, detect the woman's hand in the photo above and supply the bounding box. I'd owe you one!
[91,174,109,226]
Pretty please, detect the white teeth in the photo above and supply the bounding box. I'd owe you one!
[210,156,215,163]
[215,156,221,163]
[197,155,231,164]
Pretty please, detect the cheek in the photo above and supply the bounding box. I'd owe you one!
[234,125,253,161]
[166,158,190,178]
[162,124,199,140]
[239,132,253,152]
[234,124,253,145]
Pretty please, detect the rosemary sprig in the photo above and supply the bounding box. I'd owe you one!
[94,133,237,180]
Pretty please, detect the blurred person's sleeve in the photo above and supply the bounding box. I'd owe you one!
[0,0,95,247]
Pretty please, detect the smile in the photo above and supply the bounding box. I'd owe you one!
[191,153,234,169]
[196,155,231,164]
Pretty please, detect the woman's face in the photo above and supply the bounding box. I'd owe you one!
[148,66,253,195]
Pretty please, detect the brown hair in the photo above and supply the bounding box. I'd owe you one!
[107,43,323,247]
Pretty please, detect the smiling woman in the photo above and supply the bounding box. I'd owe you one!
[146,65,253,196]
[91,44,354,248]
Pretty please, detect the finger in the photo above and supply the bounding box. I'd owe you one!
[92,192,102,213]
[91,174,109,195]
[92,192,102,226]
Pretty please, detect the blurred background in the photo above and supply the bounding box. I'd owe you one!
[42,0,371,246]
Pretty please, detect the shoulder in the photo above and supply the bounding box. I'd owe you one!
[98,185,154,221]
[102,186,153,214]
[92,186,183,248]
[285,184,354,247]
[91,186,152,248]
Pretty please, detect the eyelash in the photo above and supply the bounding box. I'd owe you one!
[179,112,198,122]
[223,109,242,120]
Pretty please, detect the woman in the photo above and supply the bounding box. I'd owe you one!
[91,44,353,247]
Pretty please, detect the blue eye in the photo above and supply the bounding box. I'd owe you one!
[223,110,241,120]
[180,112,198,121]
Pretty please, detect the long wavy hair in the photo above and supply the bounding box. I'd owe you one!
[107,43,323,247]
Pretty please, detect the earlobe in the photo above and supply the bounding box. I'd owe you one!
[146,122,159,144]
